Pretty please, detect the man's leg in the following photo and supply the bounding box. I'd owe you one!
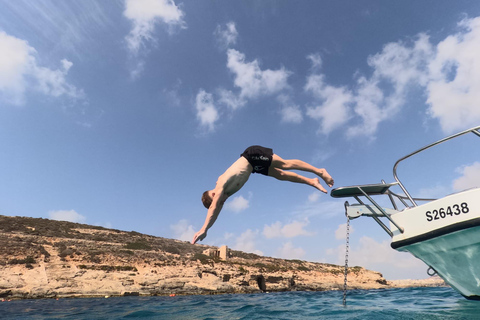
[268,167,327,193]
[271,154,334,187]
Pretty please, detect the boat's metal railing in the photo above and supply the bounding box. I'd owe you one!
[331,125,480,237]
[331,182,404,236]
[386,189,437,212]
[393,125,480,207]
[332,181,441,237]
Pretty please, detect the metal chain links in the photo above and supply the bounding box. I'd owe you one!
[343,216,350,306]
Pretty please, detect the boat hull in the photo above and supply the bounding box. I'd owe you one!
[395,223,480,299]
[389,188,480,299]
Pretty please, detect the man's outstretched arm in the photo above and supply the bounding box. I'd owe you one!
[191,190,227,244]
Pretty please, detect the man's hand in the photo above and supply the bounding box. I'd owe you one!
[191,229,207,244]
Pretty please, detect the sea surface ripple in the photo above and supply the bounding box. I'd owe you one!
[2,287,479,319]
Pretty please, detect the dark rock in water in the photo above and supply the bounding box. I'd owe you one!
[256,275,266,292]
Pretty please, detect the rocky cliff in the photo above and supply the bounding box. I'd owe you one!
[0,215,445,299]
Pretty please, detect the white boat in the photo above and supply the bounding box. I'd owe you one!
[331,126,480,300]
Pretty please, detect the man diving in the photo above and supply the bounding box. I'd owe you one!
[192,146,334,244]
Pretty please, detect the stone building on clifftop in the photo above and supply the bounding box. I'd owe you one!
[203,245,229,260]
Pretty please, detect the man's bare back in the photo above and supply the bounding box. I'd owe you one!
[216,157,252,197]
[192,146,334,244]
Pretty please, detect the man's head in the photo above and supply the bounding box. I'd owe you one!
[201,190,213,209]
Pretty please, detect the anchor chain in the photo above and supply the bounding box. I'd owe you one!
[343,216,350,306]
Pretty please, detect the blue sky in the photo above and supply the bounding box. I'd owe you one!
[2,1,480,280]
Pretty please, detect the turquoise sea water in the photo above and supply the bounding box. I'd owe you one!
[2,287,479,319]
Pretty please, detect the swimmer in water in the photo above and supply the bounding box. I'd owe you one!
[191,146,334,244]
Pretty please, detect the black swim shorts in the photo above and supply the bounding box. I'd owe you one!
[241,145,273,176]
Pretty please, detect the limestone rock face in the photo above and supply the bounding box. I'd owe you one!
[0,215,446,299]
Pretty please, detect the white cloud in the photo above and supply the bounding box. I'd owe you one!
[124,0,186,55]
[210,17,480,135]
[0,31,32,105]
[278,94,303,124]
[312,148,336,164]
[215,22,238,49]
[276,241,306,260]
[280,105,303,124]
[234,229,263,255]
[306,16,480,138]
[263,222,282,238]
[308,192,320,203]
[129,61,145,81]
[200,22,295,130]
[195,89,219,131]
[33,59,84,98]
[226,49,290,100]
[217,88,246,110]
[368,34,432,90]
[327,34,430,138]
[453,162,480,191]
[417,184,451,199]
[263,220,314,239]
[281,221,314,238]
[305,74,353,135]
[49,210,86,223]
[347,34,433,138]
[0,1,113,60]
[163,79,182,107]
[305,34,432,137]
[223,232,234,240]
[170,219,196,241]
[225,195,250,213]
[426,17,480,133]
[199,48,291,131]
[346,76,385,138]
[61,59,73,71]
[325,235,427,280]
[292,199,341,220]
[0,31,83,106]
[334,222,354,240]
[307,53,322,71]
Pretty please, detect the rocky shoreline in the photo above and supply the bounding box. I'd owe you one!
[0,215,446,300]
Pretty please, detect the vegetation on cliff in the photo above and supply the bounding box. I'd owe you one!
[0,215,442,299]
[0,215,356,275]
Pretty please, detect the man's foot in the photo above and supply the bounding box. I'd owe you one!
[312,178,327,193]
[318,169,334,187]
